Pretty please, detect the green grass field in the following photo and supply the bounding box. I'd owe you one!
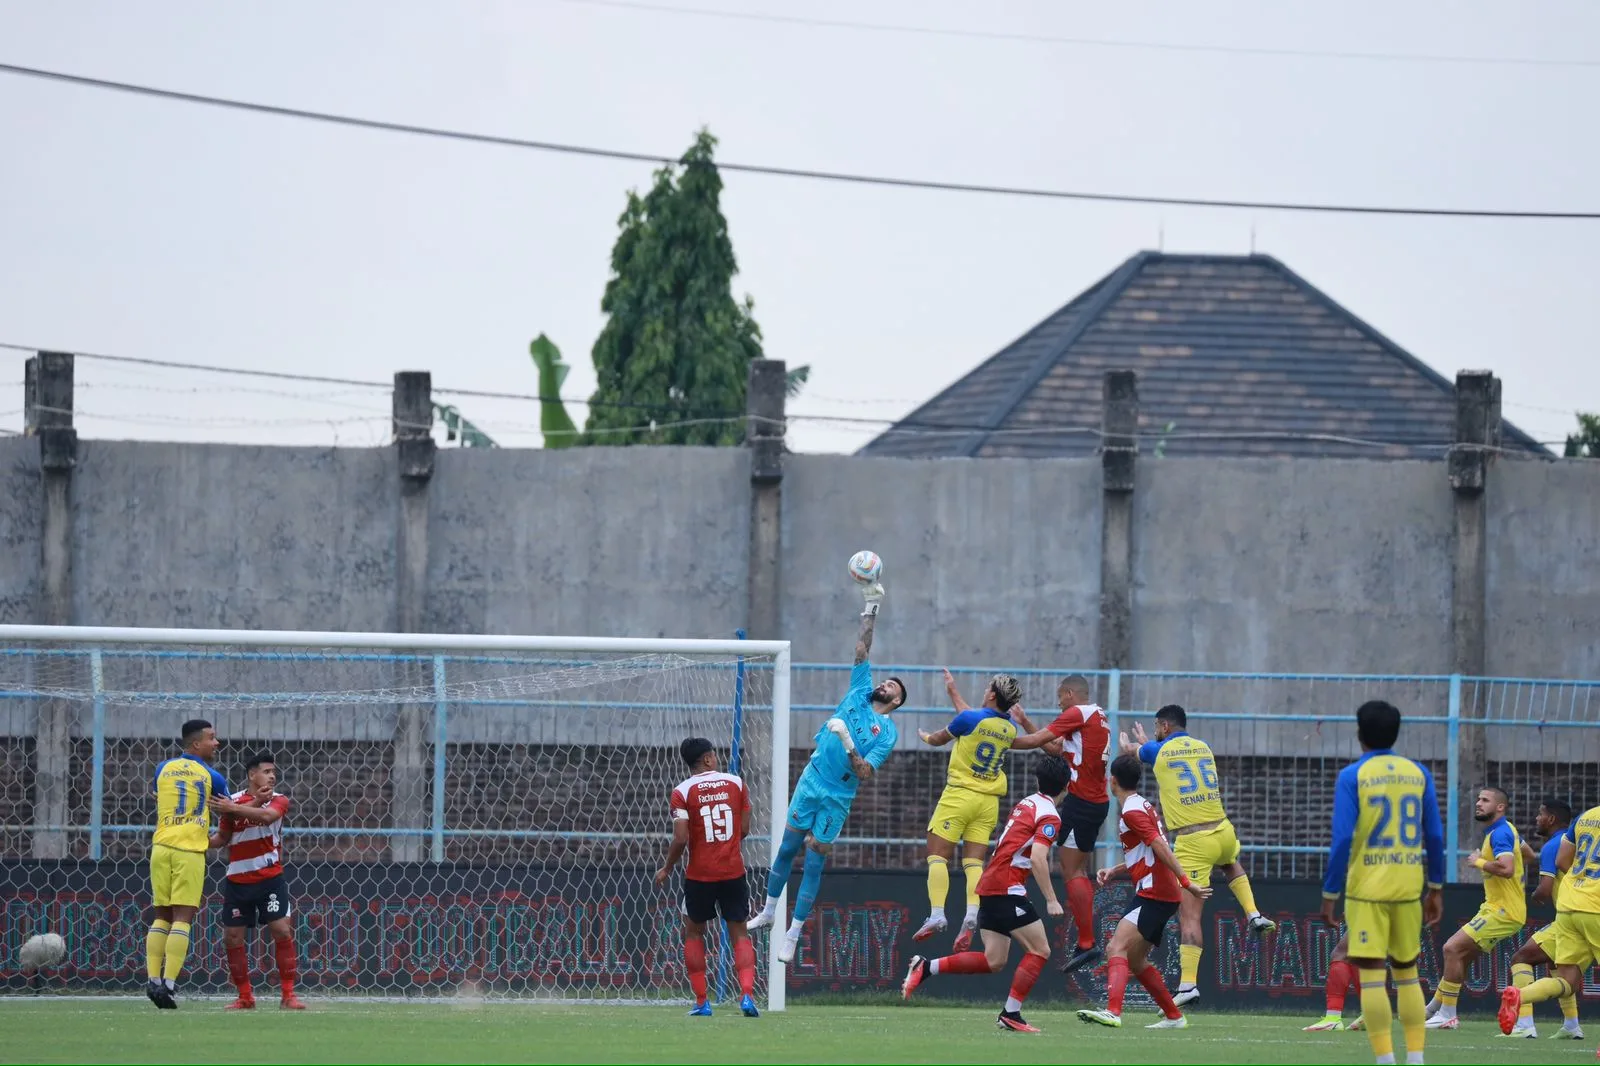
[0,999,1592,1064]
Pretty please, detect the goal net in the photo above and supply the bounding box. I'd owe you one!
[0,625,791,1007]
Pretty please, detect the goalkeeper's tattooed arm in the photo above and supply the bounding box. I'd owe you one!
[853,580,884,665]
[853,609,877,665]
[847,750,876,783]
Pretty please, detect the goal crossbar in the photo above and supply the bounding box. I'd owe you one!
[0,624,790,658]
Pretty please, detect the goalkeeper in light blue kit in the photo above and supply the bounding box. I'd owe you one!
[747,576,905,963]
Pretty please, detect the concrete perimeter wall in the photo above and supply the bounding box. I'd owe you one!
[2,437,1596,678]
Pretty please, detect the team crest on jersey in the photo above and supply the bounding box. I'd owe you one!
[1041,824,1057,840]
[870,724,881,736]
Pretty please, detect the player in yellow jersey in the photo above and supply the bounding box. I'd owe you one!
[145,718,228,1009]
[1124,704,1274,1007]
[1424,786,1525,1029]
[1500,802,1600,1036]
[912,671,1024,949]
[1322,700,1445,1066]
[1501,798,1583,1039]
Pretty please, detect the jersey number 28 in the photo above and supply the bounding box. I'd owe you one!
[699,803,736,843]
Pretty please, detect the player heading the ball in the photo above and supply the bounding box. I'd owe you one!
[747,566,904,965]
[656,737,760,1019]
[902,756,1071,1033]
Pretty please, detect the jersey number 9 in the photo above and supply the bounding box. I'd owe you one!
[1365,793,1423,848]
[1170,757,1218,796]
[969,741,1000,779]
[699,803,735,843]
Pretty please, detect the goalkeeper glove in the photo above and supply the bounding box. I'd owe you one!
[860,581,884,617]
[825,717,856,752]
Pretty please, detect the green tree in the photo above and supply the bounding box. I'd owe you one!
[1565,412,1600,458]
[582,129,766,446]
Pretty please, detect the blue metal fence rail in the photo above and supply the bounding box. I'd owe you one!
[3,644,1597,883]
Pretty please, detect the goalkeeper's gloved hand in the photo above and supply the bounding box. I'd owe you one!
[860,581,884,617]
[825,717,856,752]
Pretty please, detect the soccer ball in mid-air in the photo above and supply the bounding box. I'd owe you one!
[19,932,66,972]
[848,550,882,585]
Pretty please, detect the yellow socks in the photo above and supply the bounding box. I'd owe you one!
[1393,964,1426,1058]
[1359,967,1395,1059]
[1438,978,1461,1015]
[926,856,949,913]
[1180,944,1203,988]
[161,921,192,985]
[1560,989,1579,1022]
[1523,975,1573,1005]
[145,920,171,983]
[1227,874,1260,916]
[960,859,984,910]
[1511,963,1535,1021]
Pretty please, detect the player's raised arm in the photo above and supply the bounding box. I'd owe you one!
[940,668,970,712]
[853,580,884,666]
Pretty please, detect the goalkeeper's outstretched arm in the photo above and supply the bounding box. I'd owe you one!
[853,579,883,665]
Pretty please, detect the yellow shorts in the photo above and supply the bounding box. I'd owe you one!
[1531,922,1562,959]
[1462,903,1524,951]
[927,786,1000,846]
[150,843,206,908]
[1344,898,1423,963]
[1551,911,1600,969]
[1172,819,1241,882]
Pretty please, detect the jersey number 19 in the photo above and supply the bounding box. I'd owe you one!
[699,803,735,843]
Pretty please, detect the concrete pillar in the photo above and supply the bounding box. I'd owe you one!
[30,352,78,859]
[391,372,435,862]
[1098,370,1138,675]
[1449,369,1499,874]
[746,360,786,641]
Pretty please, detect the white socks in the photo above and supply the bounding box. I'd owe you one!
[785,918,804,939]
[1004,995,1023,1012]
[964,904,978,922]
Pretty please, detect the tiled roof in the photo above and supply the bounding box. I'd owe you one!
[858,252,1547,459]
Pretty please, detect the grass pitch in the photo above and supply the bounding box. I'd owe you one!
[0,999,1591,1063]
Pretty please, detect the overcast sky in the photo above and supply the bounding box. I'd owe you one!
[1,0,1596,454]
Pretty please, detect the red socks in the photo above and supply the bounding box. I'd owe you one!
[1107,956,1130,1015]
[733,938,756,997]
[1138,963,1181,1019]
[1009,953,1045,1004]
[226,942,252,999]
[935,951,993,975]
[1327,959,1355,1013]
[273,934,298,994]
[1066,876,1096,950]
[684,939,709,1004]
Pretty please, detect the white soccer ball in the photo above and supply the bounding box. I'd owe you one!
[847,550,883,585]
[19,932,66,971]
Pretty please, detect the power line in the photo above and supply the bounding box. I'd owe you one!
[2,61,1596,220]
[552,0,1600,70]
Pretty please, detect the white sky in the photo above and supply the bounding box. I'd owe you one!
[1,0,1596,454]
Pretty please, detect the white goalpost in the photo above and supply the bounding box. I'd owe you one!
[0,624,792,1010]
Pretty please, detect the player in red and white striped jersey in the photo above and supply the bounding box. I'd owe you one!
[655,738,759,1018]
[207,751,303,1011]
[901,757,1070,1033]
[1012,675,1111,974]
[1077,754,1210,1030]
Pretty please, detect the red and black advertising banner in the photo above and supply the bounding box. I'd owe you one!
[1,862,1593,1012]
